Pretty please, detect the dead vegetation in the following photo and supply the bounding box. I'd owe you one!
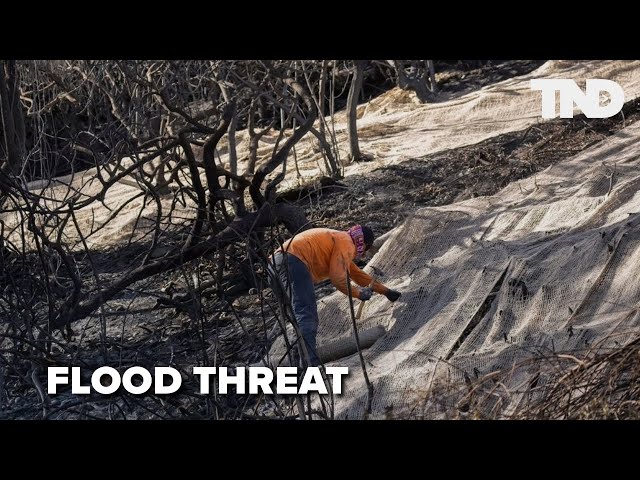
[518,334,640,419]
[411,332,640,420]
[0,60,330,420]
[3,60,640,419]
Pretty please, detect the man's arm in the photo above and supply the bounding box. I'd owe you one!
[329,250,363,298]
[328,235,388,299]
[349,262,389,295]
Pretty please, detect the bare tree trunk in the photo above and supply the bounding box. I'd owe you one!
[292,63,301,179]
[299,60,340,178]
[318,60,328,138]
[0,60,26,176]
[317,60,341,177]
[218,81,238,177]
[227,115,238,175]
[147,68,171,193]
[346,60,366,162]
[330,62,342,176]
[246,101,272,176]
[427,60,437,93]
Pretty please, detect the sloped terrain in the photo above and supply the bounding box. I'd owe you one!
[296,96,640,235]
[258,60,640,191]
[4,60,640,420]
[305,120,640,419]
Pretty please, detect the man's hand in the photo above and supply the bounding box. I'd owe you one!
[359,287,373,301]
[385,289,401,302]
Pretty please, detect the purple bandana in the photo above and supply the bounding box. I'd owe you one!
[347,225,366,258]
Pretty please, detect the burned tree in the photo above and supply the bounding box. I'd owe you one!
[346,60,367,162]
[0,60,26,176]
[0,60,328,419]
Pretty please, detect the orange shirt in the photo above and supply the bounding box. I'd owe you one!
[276,228,389,300]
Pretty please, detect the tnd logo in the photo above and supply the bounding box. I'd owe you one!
[531,79,624,119]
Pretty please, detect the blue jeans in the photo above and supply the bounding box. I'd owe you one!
[269,251,320,367]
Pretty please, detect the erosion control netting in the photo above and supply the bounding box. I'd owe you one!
[257,60,640,191]
[268,120,640,419]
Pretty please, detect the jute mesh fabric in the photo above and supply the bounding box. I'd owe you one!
[269,120,640,418]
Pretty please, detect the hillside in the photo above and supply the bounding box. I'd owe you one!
[2,60,640,419]
[306,116,640,419]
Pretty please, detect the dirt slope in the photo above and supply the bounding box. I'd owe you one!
[306,119,640,419]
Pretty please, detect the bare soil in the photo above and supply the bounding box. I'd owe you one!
[291,97,640,237]
[434,60,546,96]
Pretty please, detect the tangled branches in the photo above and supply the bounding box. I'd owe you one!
[515,336,640,419]
[0,60,334,418]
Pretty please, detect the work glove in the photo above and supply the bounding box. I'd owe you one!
[385,289,401,302]
[359,287,373,301]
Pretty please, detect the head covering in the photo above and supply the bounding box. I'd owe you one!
[362,225,374,248]
[348,225,367,257]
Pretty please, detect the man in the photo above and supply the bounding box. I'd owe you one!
[268,225,401,367]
